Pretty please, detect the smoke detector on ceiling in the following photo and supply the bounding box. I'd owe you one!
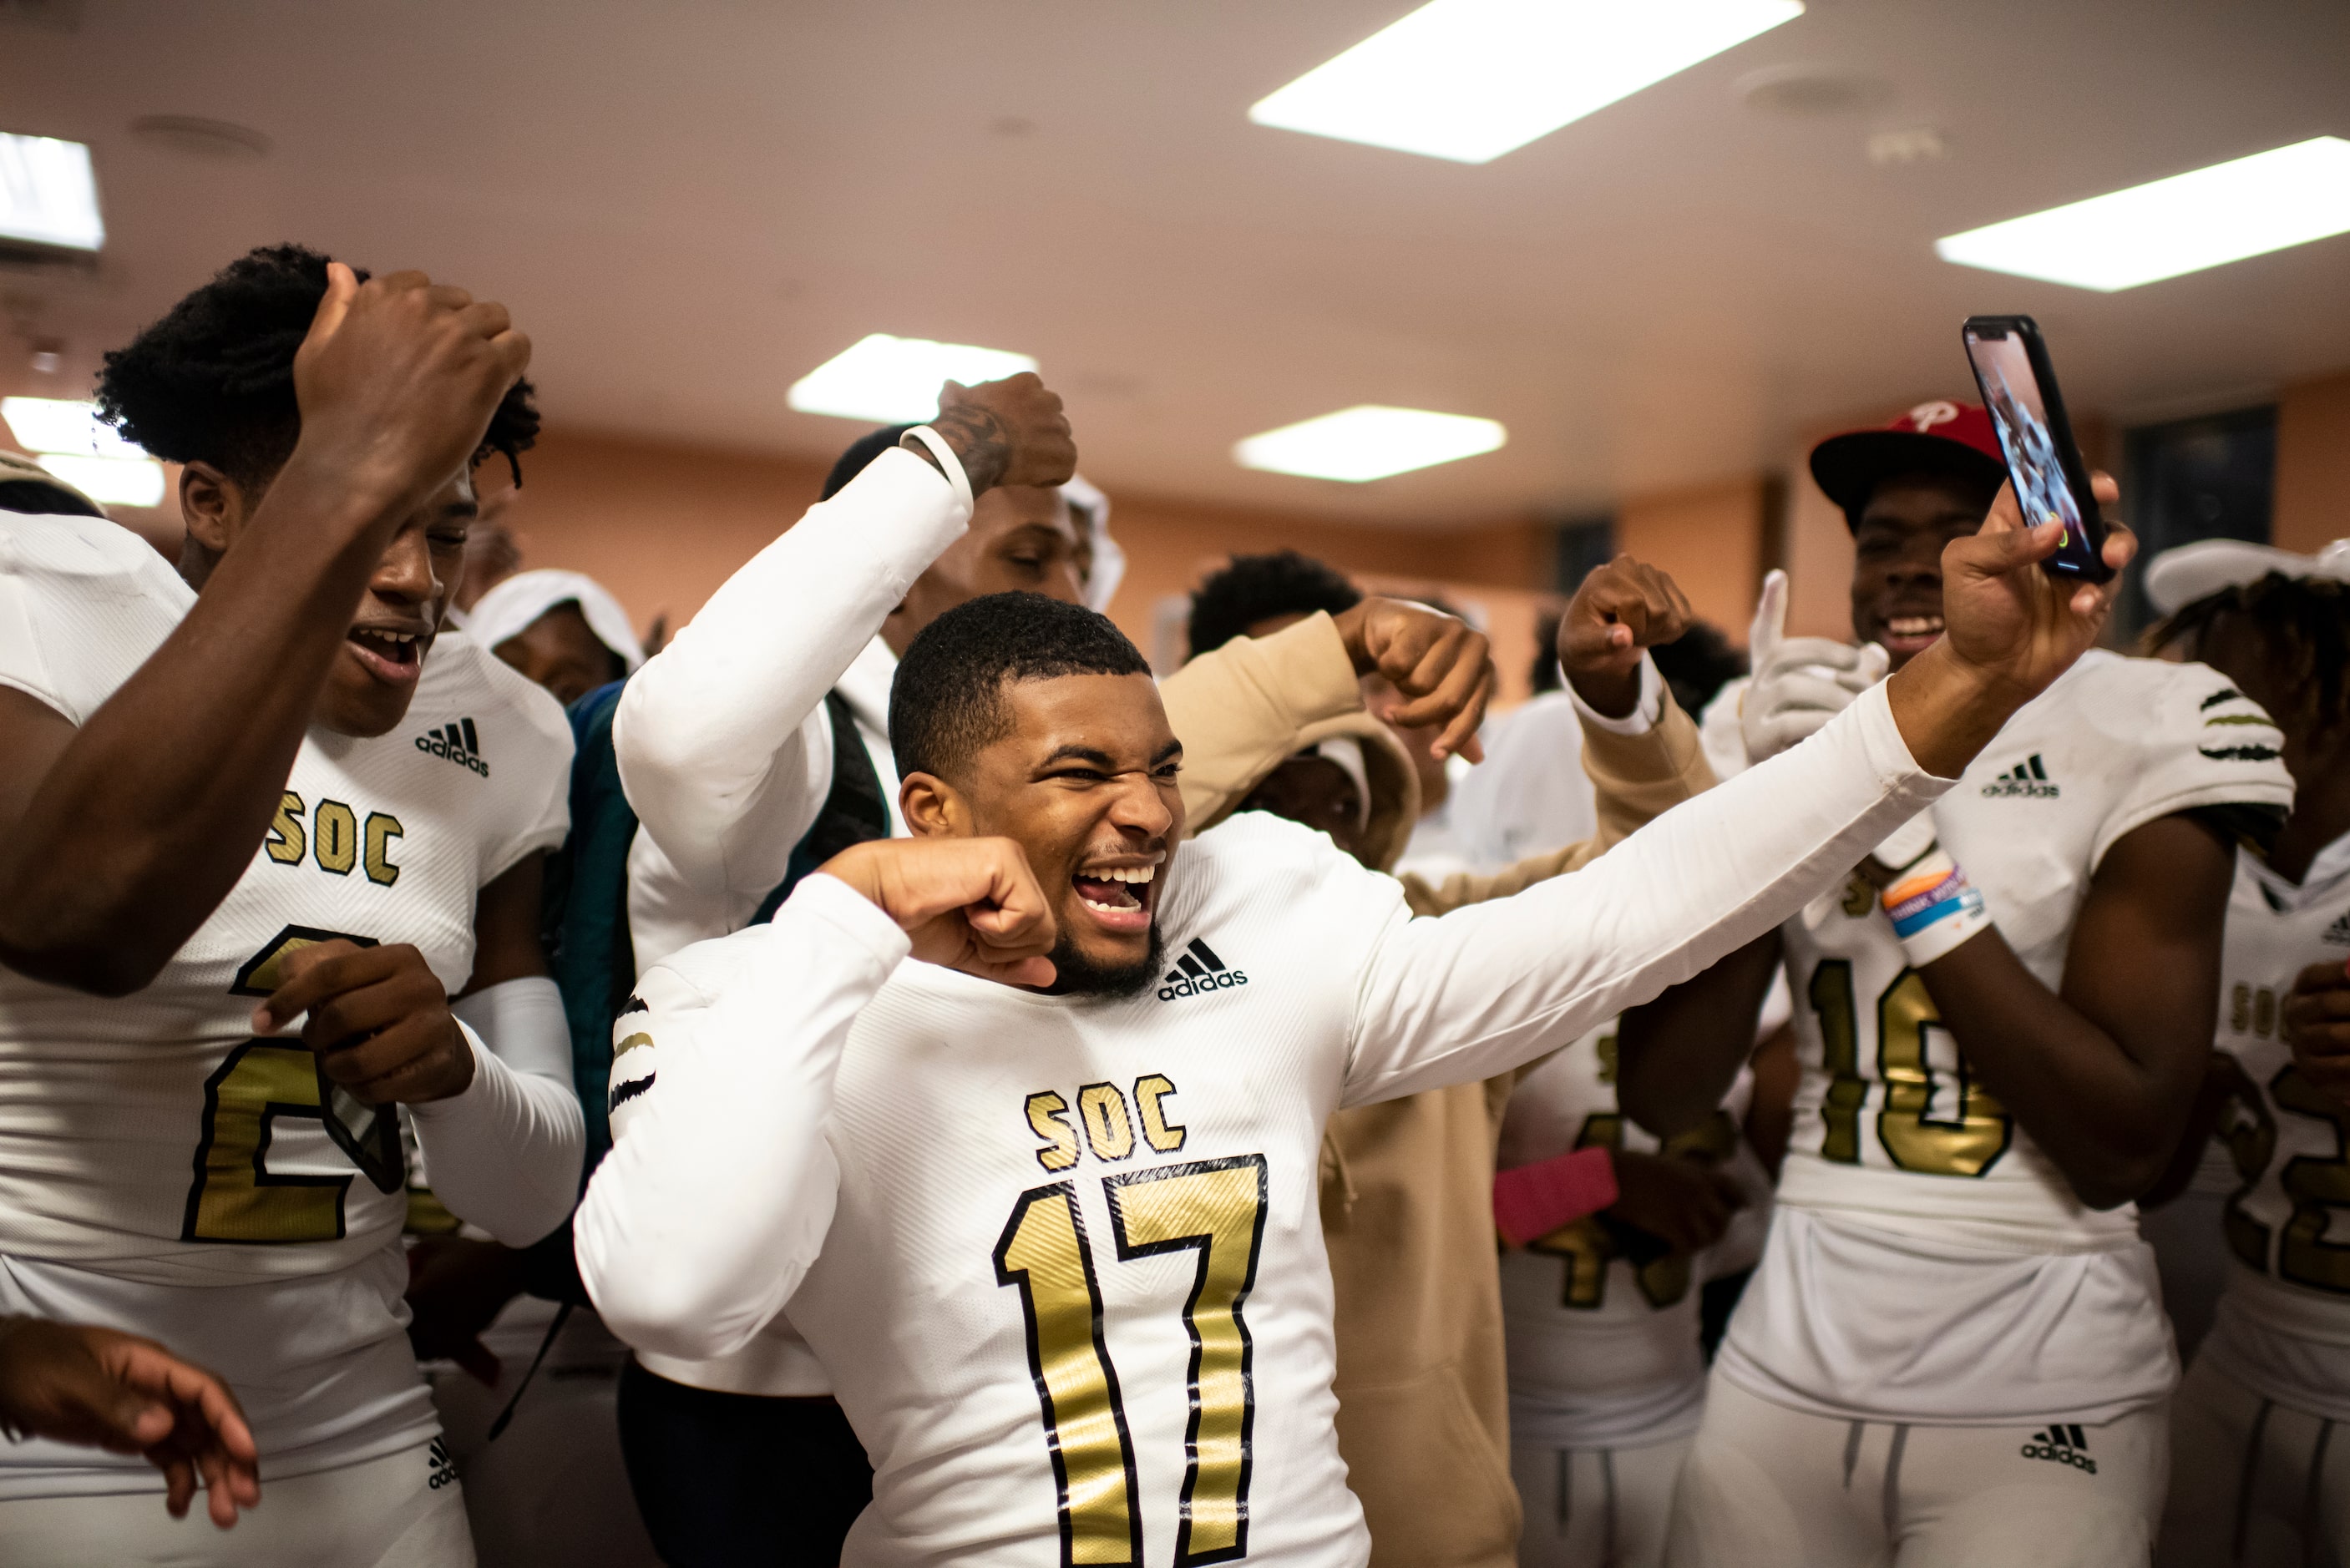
[1738,63,1894,118]
[129,116,273,161]
[1867,126,1949,167]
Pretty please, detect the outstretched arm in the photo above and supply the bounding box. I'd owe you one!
[614,377,1074,900]
[1345,488,2135,1105]
[0,266,530,994]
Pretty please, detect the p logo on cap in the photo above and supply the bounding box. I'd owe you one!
[1906,401,1962,433]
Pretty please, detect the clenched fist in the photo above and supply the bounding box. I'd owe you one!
[1558,554,1695,719]
[1335,597,1494,763]
[290,262,532,518]
[926,373,1078,496]
[821,837,1060,988]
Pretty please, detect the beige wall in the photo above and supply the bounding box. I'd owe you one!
[1614,477,1771,645]
[2277,372,2350,553]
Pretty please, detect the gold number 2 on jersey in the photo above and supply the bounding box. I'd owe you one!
[995,1155,1269,1568]
[180,925,405,1243]
[1808,959,2013,1177]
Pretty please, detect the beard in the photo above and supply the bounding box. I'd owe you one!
[1045,922,1165,1000]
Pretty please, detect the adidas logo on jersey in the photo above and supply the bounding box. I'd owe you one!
[2327,913,2350,948]
[1157,938,1247,1002]
[2020,1424,2097,1474]
[427,1436,459,1490]
[414,716,489,777]
[1980,753,2058,798]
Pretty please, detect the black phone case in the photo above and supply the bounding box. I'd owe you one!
[1961,315,2114,584]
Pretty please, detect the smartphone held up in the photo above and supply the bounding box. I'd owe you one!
[1961,316,2113,584]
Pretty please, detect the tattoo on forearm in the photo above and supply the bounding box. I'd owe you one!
[924,406,1012,494]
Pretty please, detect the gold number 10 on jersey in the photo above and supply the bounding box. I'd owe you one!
[995,1155,1269,1568]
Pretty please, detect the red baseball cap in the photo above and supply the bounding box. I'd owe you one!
[1809,400,2008,530]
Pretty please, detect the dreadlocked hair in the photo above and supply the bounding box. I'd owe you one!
[94,243,539,491]
[2148,571,2350,739]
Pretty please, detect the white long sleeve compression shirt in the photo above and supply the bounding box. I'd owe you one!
[576,682,1948,1363]
[413,974,586,1246]
[612,444,971,922]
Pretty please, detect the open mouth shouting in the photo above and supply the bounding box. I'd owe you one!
[1070,856,1162,936]
[346,623,433,686]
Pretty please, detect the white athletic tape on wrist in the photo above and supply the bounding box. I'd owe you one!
[902,425,975,515]
[1880,844,1992,967]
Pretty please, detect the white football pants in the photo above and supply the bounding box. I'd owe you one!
[0,1441,475,1567]
[1664,1373,2165,1568]
[1512,1432,1691,1568]
[2156,1351,2350,1567]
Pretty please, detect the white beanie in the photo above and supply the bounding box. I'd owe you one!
[465,569,645,671]
[1063,474,1125,613]
[2145,538,2350,615]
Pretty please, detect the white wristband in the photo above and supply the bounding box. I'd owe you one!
[901,426,975,515]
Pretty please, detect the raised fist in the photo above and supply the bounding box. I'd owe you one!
[930,373,1077,496]
[291,262,531,513]
[1335,597,1494,762]
[1558,554,1694,720]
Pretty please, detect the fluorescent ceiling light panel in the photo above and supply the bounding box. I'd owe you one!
[1235,405,1506,482]
[1936,137,2350,291]
[0,133,104,250]
[38,455,165,508]
[2,397,145,458]
[788,333,1038,423]
[1249,0,1805,164]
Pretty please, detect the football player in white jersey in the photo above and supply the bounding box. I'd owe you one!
[0,246,583,1565]
[1613,403,2291,1568]
[1498,1021,1768,1568]
[572,478,2131,1568]
[2135,540,2350,1566]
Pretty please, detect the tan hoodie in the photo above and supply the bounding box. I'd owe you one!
[1163,611,1717,1568]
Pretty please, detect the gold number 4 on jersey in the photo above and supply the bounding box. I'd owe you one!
[180,925,405,1244]
[995,1156,1269,1568]
[1527,1110,1737,1312]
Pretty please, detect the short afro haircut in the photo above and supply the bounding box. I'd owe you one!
[890,593,1152,782]
[94,243,540,492]
[1187,549,1361,660]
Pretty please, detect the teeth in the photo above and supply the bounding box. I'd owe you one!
[1096,865,1154,885]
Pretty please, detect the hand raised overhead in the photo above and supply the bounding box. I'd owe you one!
[1335,596,1495,762]
[289,261,533,517]
[927,373,1078,496]
[1557,554,1696,720]
[820,837,1060,989]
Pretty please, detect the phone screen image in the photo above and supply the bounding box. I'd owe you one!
[1962,320,2109,579]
